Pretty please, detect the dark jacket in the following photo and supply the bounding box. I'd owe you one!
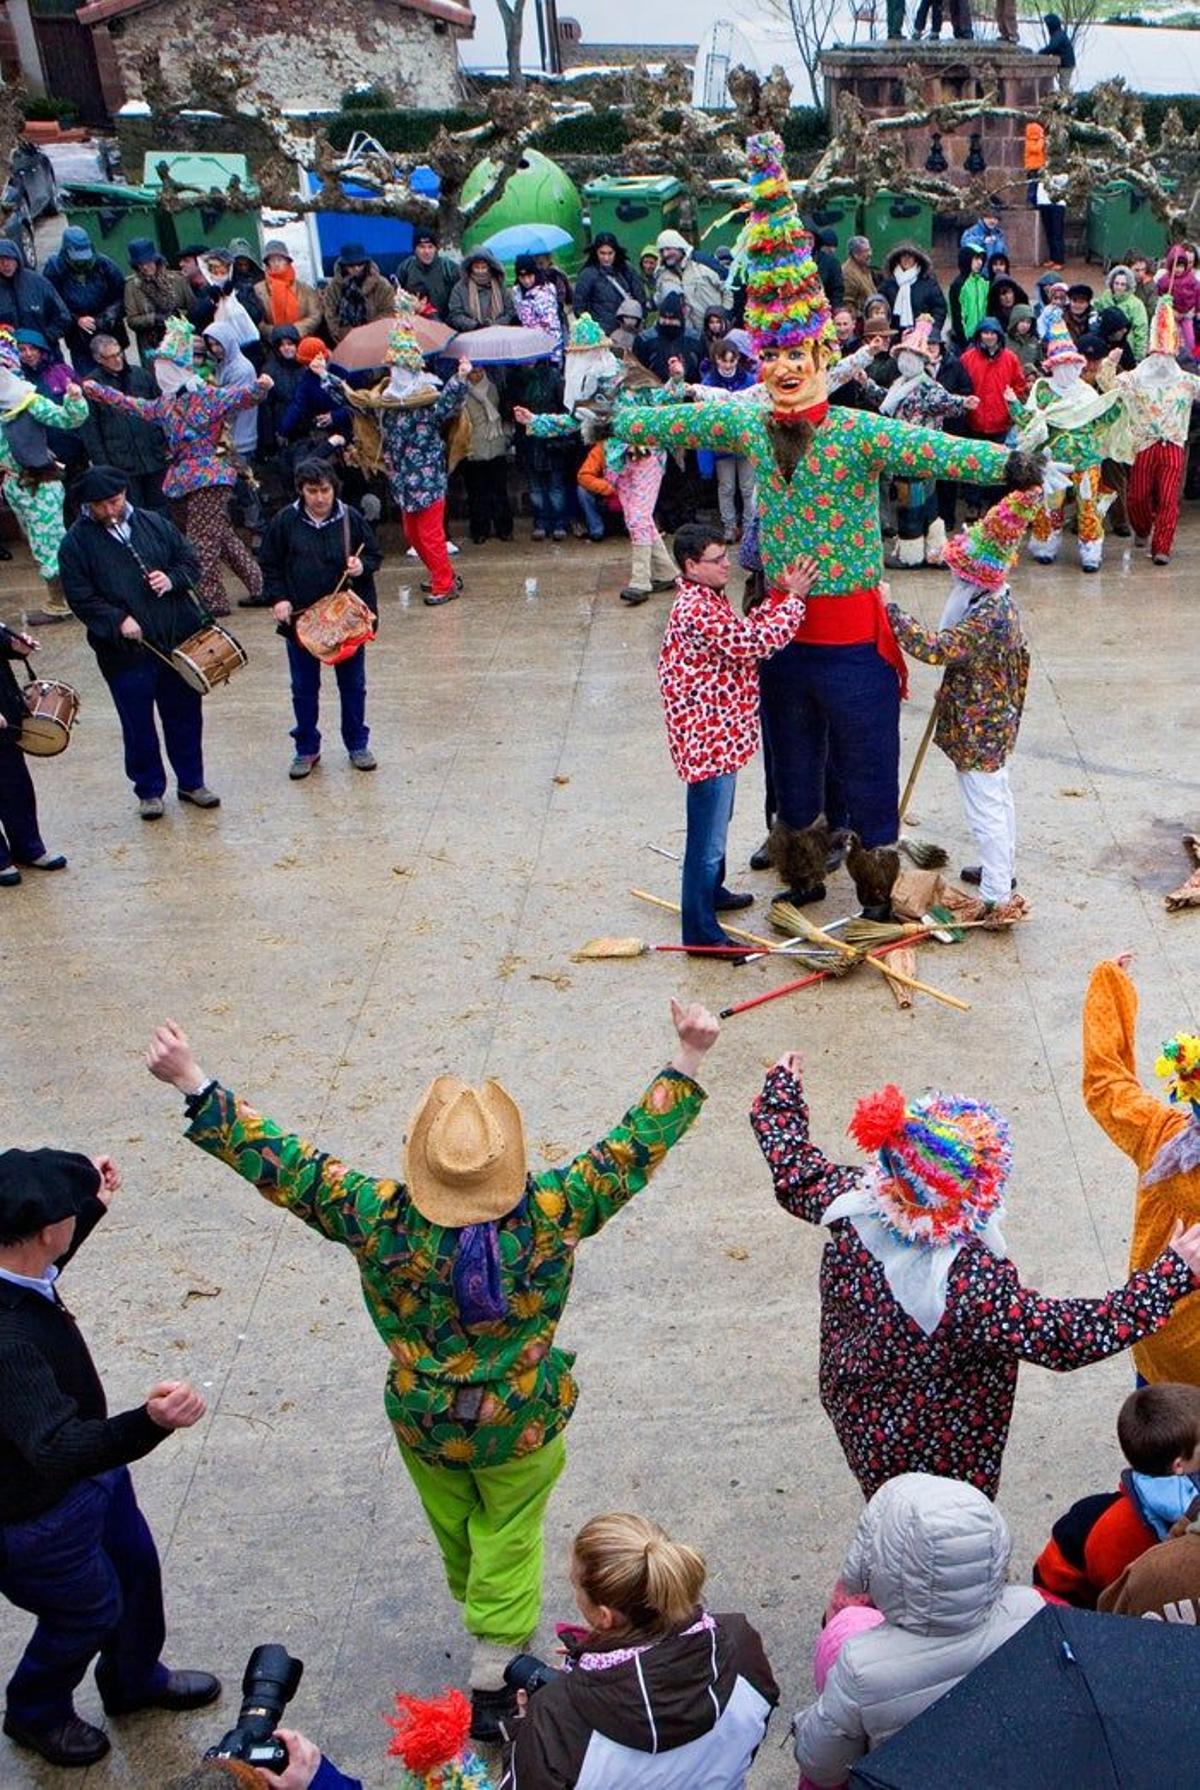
[258,499,381,617]
[816,246,846,309]
[42,249,125,373]
[572,257,647,336]
[0,623,31,730]
[59,505,204,676]
[258,333,305,455]
[280,368,352,443]
[879,244,947,338]
[397,250,460,322]
[633,322,703,382]
[0,1186,169,1522]
[1096,304,1136,371]
[0,265,71,348]
[1041,11,1076,66]
[935,346,975,438]
[321,257,396,345]
[503,1611,779,1790]
[80,363,166,477]
[447,250,514,334]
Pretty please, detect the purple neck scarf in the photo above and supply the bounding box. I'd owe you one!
[1142,1115,1200,1189]
[450,1190,527,1326]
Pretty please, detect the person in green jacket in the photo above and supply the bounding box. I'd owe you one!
[145,997,719,1743]
[1097,264,1149,363]
[0,326,88,623]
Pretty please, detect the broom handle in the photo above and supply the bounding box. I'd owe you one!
[719,932,932,1019]
[629,888,778,952]
[900,696,940,822]
[783,909,970,1012]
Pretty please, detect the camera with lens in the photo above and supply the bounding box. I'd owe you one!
[503,1653,561,1696]
[206,1645,304,1773]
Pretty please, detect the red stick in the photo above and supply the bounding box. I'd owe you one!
[718,930,939,1019]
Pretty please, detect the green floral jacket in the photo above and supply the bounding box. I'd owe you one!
[185,1071,704,1468]
[612,401,1011,592]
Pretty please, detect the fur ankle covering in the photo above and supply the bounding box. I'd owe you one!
[845,831,901,915]
[768,816,832,899]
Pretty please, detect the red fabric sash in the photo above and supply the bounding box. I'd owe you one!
[781,584,909,698]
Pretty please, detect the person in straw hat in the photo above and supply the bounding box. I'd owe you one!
[750,1051,1200,1501]
[886,487,1041,924]
[144,998,719,1743]
[1106,296,1200,565]
[611,132,1041,917]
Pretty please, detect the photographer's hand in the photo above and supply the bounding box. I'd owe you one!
[261,1730,321,1789]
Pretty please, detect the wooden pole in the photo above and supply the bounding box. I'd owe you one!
[900,697,939,824]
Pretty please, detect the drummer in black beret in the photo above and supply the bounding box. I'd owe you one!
[0,620,68,886]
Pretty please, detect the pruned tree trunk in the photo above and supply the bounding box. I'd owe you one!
[496,0,527,92]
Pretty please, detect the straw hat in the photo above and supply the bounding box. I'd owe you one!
[405,1076,526,1226]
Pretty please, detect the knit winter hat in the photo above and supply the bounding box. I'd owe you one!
[1149,293,1181,358]
[847,1084,1012,1247]
[742,131,835,355]
[296,337,328,366]
[942,485,1043,590]
[566,312,612,353]
[0,326,19,373]
[897,313,936,358]
[1042,308,1085,370]
[386,291,425,372]
[128,236,159,268]
[387,1688,495,1790]
[153,314,195,368]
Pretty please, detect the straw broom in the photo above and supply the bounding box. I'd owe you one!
[763,905,971,1012]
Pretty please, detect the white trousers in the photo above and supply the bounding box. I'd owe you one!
[956,765,1016,903]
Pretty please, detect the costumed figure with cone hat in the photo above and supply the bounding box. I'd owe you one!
[0,324,88,625]
[886,488,1041,924]
[750,1052,1200,1502]
[1005,307,1131,573]
[878,314,981,569]
[144,998,719,1745]
[1107,297,1200,566]
[83,316,271,616]
[611,134,1044,917]
[514,313,690,604]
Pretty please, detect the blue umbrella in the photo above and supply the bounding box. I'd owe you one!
[478,223,573,261]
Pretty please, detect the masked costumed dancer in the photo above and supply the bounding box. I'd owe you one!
[514,314,688,605]
[612,135,1039,913]
[1006,309,1130,574]
[145,999,717,1742]
[887,488,1041,923]
[83,318,269,617]
[0,325,87,625]
[879,314,980,569]
[1108,298,1200,566]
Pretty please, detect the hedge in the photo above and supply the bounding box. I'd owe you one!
[1070,91,1200,145]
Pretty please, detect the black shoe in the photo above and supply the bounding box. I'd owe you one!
[776,882,825,906]
[470,1684,517,1744]
[960,865,1017,890]
[620,586,652,605]
[0,867,20,886]
[3,1712,110,1766]
[749,837,773,871]
[715,889,755,912]
[102,1668,221,1717]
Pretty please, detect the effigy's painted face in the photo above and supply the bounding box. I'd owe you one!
[758,339,832,415]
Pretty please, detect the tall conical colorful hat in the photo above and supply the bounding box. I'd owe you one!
[742,132,836,354]
[1149,293,1180,357]
[387,290,425,372]
[154,314,195,368]
[942,485,1043,590]
[0,325,18,373]
[1042,306,1084,369]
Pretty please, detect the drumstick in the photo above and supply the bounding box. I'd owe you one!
[138,637,178,672]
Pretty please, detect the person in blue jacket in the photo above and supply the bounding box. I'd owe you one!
[42,226,125,377]
[960,210,1009,263]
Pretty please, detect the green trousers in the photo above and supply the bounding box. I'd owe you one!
[399,1433,566,1646]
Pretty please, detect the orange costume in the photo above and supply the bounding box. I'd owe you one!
[1082,960,1200,1384]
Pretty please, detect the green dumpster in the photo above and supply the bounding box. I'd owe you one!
[862,191,934,261]
[1087,180,1168,268]
[462,150,585,277]
[807,195,861,259]
[582,175,686,256]
[141,153,262,258]
[694,179,749,252]
[59,180,165,267]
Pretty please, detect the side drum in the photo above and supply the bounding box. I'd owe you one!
[169,624,248,695]
[20,678,79,756]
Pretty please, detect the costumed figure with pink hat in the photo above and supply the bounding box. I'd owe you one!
[1006,307,1131,573]
[886,488,1041,924]
[878,313,981,569]
[1110,296,1200,566]
[612,133,1043,916]
[144,999,719,1745]
[749,1052,1200,1500]
[0,323,88,625]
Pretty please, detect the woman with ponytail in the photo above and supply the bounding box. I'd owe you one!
[502,1513,778,1789]
[750,1052,1200,1500]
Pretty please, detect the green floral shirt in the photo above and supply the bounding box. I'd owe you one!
[185,1072,704,1468]
[613,401,1011,592]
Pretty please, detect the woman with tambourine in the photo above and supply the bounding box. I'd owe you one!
[257,457,382,783]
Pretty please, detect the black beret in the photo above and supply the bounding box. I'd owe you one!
[0,1148,99,1239]
[73,465,131,503]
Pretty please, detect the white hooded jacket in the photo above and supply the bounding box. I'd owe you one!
[792,1473,1044,1786]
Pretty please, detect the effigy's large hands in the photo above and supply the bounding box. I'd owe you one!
[1040,455,1074,496]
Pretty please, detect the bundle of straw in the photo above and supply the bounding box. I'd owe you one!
[765,901,856,975]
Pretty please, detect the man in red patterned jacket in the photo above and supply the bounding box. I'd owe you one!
[658,521,816,955]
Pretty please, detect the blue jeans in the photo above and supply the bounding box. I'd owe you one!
[759,642,900,847]
[528,466,569,532]
[575,486,607,538]
[104,658,204,798]
[285,637,368,757]
[681,772,738,945]
[0,1468,168,1727]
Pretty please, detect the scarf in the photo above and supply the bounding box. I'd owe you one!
[450,1221,509,1326]
[880,372,926,417]
[1142,1113,1200,1188]
[467,273,504,325]
[1016,375,1124,454]
[824,1166,1008,1336]
[265,264,301,326]
[155,359,200,397]
[893,263,920,329]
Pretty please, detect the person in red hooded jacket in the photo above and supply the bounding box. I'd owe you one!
[959,316,1028,516]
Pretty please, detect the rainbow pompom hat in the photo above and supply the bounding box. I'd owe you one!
[1042,307,1084,370]
[0,325,19,373]
[742,132,836,355]
[848,1083,1012,1247]
[942,485,1043,591]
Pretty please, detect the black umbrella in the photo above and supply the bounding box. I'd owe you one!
[851,1604,1200,1789]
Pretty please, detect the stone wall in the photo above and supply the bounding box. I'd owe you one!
[98,0,466,113]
